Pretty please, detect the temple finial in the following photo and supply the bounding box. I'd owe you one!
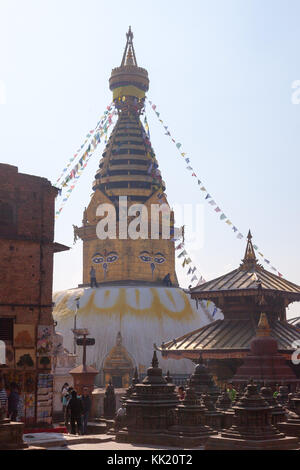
[256,312,271,337]
[121,26,138,67]
[241,229,257,267]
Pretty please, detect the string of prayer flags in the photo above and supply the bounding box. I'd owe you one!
[55,107,117,218]
[55,104,114,185]
[147,97,284,278]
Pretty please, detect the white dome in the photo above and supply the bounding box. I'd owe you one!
[53,285,222,380]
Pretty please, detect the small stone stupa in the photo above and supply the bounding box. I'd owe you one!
[116,351,179,445]
[166,382,217,447]
[205,381,299,450]
[260,384,286,425]
[201,393,223,430]
[232,313,298,390]
[215,386,235,429]
[188,354,220,402]
[277,389,300,438]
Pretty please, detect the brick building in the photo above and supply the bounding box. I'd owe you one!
[0,163,68,425]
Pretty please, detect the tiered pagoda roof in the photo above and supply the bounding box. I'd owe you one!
[159,232,300,360]
[190,231,300,303]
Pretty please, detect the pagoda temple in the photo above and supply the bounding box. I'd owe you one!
[53,28,221,386]
[159,231,300,382]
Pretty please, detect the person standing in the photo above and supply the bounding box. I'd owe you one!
[67,390,83,435]
[80,387,91,435]
[8,382,20,421]
[61,383,69,422]
[0,376,8,417]
[226,382,237,401]
[177,386,186,401]
[90,266,97,288]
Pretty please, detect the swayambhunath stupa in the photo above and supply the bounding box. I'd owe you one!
[52,27,222,387]
[1,4,300,454]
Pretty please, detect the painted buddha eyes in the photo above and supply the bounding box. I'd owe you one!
[92,252,118,264]
[92,254,104,264]
[140,254,152,262]
[139,251,166,264]
[106,254,118,263]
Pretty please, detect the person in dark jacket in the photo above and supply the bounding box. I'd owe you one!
[67,390,83,435]
[80,387,91,435]
[8,382,20,421]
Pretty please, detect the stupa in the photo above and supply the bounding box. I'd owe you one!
[232,313,299,390]
[205,382,299,450]
[166,382,217,447]
[188,355,220,403]
[53,27,222,384]
[277,389,300,438]
[201,393,223,430]
[116,351,179,445]
[260,384,286,425]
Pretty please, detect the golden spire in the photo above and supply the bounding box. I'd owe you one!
[256,313,271,337]
[240,229,259,270]
[121,26,138,67]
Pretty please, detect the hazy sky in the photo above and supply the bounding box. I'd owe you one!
[0,0,299,318]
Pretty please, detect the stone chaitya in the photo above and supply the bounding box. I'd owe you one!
[205,381,299,450]
[201,393,223,430]
[277,389,300,438]
[260,384,286,425]
[232,313,299,390]
[166,382,217,447]
[188,355,220,402]
[116,351,178,445]
[121,367,139,404]
[215,387,235,429]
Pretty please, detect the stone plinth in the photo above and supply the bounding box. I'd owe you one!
[166,385,217,447]
[0,420,27,450]
[205,382,299,450]
[116,351,179,446]
[69,364,98,396]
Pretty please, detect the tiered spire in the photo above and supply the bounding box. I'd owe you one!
[241,230,257,266]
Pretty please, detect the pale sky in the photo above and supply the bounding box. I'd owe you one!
[0,0,299,318]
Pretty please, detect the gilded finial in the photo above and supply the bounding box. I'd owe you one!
[121,25,138,67]
[240,228,258,268]
[256,312,271,337]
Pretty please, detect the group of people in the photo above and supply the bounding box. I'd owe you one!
[0,377,21,421]
[61,383,91,435]
[176,382,238,401]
